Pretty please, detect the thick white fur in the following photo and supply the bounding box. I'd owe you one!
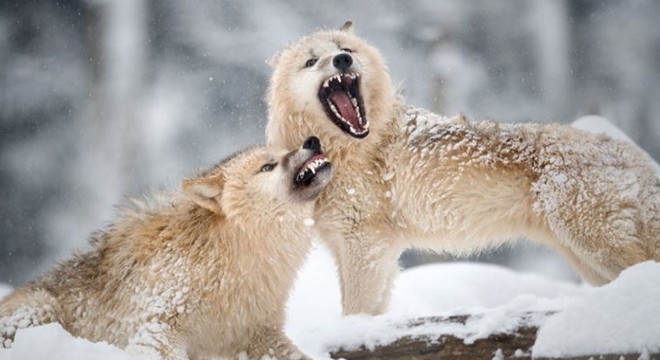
[266,23,660,316]
[0,144,328,360]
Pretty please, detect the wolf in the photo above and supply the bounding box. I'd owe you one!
[265,21,660,316]
[0,137,332,359]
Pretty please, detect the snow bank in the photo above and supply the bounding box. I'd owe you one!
[533,261,660,357]
[287,247,660,359]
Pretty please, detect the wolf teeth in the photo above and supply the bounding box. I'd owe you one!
[321,72,367,135]
[298,158,329,180]
[328,100,341,119]
[323,73,359,87]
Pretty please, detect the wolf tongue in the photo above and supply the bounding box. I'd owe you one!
[329,91,360,129]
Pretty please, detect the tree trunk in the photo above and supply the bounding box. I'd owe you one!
[329,313,657,360]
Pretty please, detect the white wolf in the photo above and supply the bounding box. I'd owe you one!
[266,21,660,316]
[0,137,332,359]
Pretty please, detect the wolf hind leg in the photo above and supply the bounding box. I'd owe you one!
[0,287,62,348]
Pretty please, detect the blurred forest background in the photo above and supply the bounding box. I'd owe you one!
[1,0,659,285]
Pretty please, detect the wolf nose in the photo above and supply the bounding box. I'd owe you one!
[333,53,353,71]
[303,136,321,151]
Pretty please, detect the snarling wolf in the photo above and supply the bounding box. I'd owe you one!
[0,137,332,359]
[266,21,660,316]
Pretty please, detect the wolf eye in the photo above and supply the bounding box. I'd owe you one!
[260,163,276,172]
[341,48,353,53]
[304,58,318,68]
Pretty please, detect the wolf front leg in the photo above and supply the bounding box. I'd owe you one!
[325,229,402,316]
[0,288,62,348]
[243,326,309,360]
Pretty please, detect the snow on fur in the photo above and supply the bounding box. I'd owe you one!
[572,115,660,177]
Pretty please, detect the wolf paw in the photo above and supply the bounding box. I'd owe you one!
[1,325,16,348]
[1,315,18,349]
[0,305,57,349]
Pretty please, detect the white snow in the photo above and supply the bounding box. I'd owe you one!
[533,261,660,357]
[285,245,579,358]
[287,246,660,358]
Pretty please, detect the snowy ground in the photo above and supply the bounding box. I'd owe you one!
[285,245,581,358]
[2,245,659,359]
[286,246,660,358]
[2,116,659,359]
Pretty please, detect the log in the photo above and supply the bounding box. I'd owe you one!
[328,313,658,360]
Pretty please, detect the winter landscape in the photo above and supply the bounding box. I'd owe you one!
[2,0,660,359]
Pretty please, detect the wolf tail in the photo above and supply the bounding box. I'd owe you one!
[0,287,62,348]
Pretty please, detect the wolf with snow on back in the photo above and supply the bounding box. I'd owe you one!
[266,21,660,316]
[0,137,332,359]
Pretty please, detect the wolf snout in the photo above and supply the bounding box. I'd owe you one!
[333,53,353,71]
[302,136,321,152]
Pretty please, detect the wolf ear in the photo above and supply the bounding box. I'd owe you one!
[182,173,225,214]
[339,20,354,33]
[266,51,281,68]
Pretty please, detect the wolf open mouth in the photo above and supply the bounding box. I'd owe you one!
[318,73,369,138]
[294,153,331,187]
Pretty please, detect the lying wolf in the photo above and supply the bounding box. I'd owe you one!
[0,137,332,359]
[266,21,660,316]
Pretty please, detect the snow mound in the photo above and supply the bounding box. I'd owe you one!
[288,247,660,359]
[533,261,660,357]
[388,262,579,317]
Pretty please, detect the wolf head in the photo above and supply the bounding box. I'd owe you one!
[182,137,332,221]
[266,21,397,153]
